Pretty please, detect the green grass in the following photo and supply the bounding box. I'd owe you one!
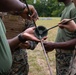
[27,17,60,75]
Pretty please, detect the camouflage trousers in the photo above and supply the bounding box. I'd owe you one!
[68,55,76,75]
[67,47,76,75]
[9,48,29,75]
[56,49,74,75]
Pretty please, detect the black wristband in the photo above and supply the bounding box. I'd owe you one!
[18,34,26,43]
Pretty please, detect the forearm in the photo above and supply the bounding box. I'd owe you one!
[0,0,26,12]
[8,35,21,50]
[54,38,76,50]
[8,33,27,50]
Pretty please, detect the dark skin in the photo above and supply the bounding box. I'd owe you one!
[0,0,40,50]
[44,39,76,52]
[0,0,38,20]
[8,27,40,50]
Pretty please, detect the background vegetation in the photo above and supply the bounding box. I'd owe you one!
[22,0,64,17]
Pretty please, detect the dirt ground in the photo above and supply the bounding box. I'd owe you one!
[2,14,25,39]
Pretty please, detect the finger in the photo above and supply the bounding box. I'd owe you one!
[61,19,71,24]
[32,14,39,20]
[34,37,40,42]
[31,12,39,20]
[43,36,47,40]
[29,26,35,30]
[59,26,64,29]
[43,41,48,45]
[29,35,40,42]
[41,37,47,41]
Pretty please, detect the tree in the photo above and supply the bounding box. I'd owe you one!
[22,0,64,17]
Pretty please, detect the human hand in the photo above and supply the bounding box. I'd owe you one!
[20,5,39,21]
[58,19,76,32]
[19,41,31,49]
[43,41,55,52]
[21,27,40,42]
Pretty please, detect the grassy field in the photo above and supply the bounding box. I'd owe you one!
[27,17,60,75]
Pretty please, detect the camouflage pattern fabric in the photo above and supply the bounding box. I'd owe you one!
[67,46,76,75]
[69,55,76,75]
[9,48,29,75]
[56,49,73,75]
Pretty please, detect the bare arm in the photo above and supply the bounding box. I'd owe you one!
[0,0,25,12]
[0,0,38,20]
[54,38,76,50]
[44,38,76,52]
[7,27,40,50]
[8,35,21,50]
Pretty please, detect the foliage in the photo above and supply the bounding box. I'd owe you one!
[22,0,64,17]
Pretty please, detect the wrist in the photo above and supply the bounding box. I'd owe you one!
[52,42,57,49]
[53,42,61,49]
[54,42,68,49]
[18,34,26,43]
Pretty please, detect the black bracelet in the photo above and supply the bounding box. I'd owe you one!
[18,34,26,43]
